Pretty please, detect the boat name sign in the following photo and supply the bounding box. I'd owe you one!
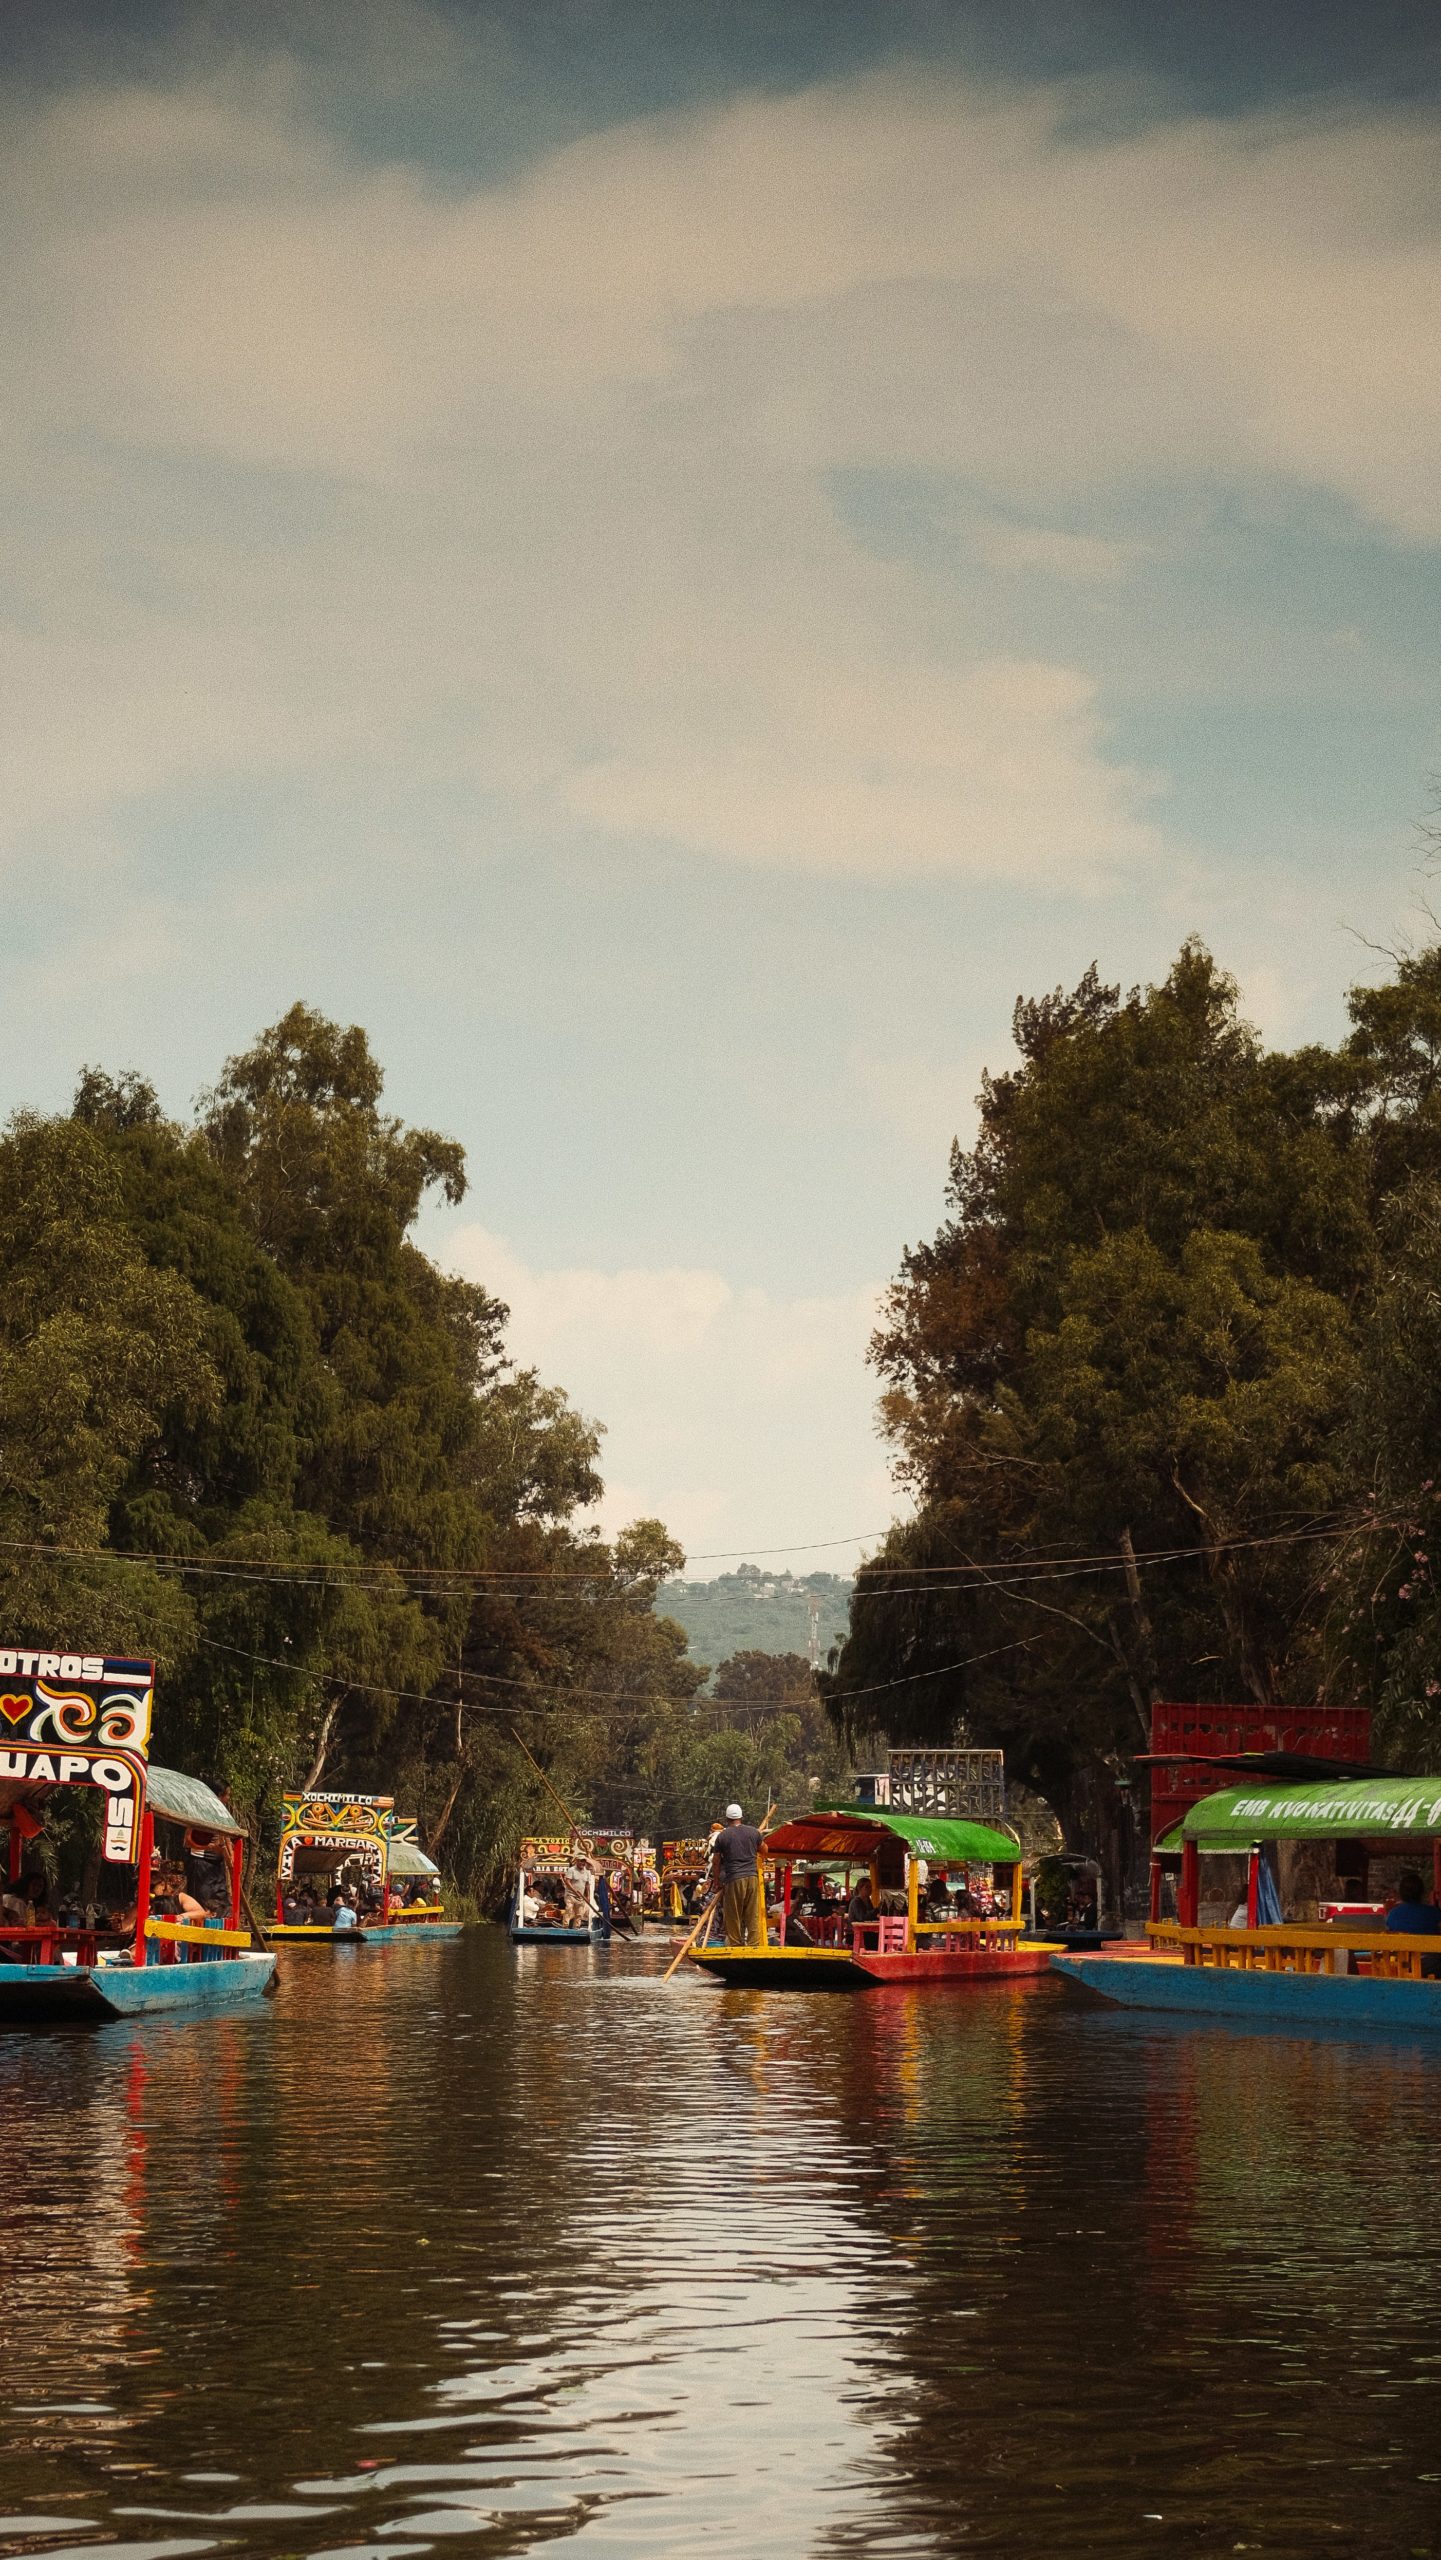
[0,1653,155,1861]
[1225,1787,1441,1834]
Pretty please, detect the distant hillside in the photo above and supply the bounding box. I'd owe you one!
[659,1566,854,1676]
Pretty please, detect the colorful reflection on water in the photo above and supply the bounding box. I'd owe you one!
[0,1935,1438,2558]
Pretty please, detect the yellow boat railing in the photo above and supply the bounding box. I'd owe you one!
[144,1918,253,1951]
[1146,1921,1441,1980]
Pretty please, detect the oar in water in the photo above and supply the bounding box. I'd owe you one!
[663,1894,718,1982]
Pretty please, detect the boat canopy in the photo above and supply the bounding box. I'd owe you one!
[146,1766,247,1835]
[766,1804,1020,1864]
[387,1836,440,1878]
[0,1760,245,1836]
[1161,1775,1441,1853]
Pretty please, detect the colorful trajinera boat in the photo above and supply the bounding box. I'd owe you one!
[270,1792,461,1941]
[688,1799,1057,1989]
[657,1835,714,1924]
[509,1832,655,1942]
[0,1649,274,2022]
[1054,1775,1441,2031]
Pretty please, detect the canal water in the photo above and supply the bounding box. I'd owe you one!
[2,1933,1438,2560]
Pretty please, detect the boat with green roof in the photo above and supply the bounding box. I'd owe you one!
[689,1775,1063,1989]
[1054,1773,1441,2030]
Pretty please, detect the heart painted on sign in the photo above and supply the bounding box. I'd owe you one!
[0,1692,32,1725]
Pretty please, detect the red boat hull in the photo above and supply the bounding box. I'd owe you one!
[688,1941,1061,1990]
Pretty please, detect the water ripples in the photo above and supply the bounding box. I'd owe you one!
[0,1937,1438,2557]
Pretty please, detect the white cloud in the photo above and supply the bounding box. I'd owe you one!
[972,523,1138,583]
[566,654,1156,884]
[445,1223,898,1571]
[3,59,1439,898]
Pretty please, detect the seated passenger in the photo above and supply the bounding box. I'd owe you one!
[782,1906,814,1947]
[1385,1871,1441,1934]
[847,1879,878,1929]
[332,1893,359,1932]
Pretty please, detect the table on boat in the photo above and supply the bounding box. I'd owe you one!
[0,1926,118,1967]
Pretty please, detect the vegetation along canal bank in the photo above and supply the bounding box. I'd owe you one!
[7,946,1441,2554]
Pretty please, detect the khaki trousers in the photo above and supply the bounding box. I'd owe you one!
[721,1873,765,1947]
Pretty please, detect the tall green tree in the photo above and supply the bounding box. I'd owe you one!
[0,1109,214,1668]
[61,1008,707,1885]
[831,945,1368,1861]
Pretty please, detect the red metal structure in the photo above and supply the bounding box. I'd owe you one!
[1146,1701,1373,1927]
[1148,1701,1371,1845]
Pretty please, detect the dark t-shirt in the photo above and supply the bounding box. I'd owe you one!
[712,1824,763,1882]
[1386,1900,1441,1934]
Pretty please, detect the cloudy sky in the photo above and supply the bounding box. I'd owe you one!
[4,1,1440,1569]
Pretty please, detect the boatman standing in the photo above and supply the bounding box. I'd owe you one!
[709,1803,766,1947]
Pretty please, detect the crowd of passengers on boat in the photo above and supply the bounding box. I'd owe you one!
[2,1843,232,1936]
[277,1876,442,1929]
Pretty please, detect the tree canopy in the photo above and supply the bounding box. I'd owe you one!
[829,938,1441,1870]
[3,1005,793,1895]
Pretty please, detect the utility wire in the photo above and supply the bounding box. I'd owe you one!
[826,1635,1044,1704]
[0,1508,1398,1595]
[197,1633,789,1719]
[199,1627,1043,1716]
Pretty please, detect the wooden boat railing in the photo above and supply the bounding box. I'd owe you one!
[144,1918,253,1964]
[1147,1921,1441,1980]
[913,1916,1030,1950]
[792,1913,1026,1954]
[0,1918,251,1969]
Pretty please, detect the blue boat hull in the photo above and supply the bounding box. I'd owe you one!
[0,1952,276,2025]
[509,1923,600,1944]
[1054,1952,1441,2033]
[270,1923,463,1945]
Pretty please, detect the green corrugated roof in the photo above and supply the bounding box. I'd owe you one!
[775,1803,1020,1864]
[146,1765,247,1836]
[1179,1775,1441,1848]
[386,1835,439,1877]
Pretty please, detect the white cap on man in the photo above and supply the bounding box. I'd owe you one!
[725,1802,744,1822]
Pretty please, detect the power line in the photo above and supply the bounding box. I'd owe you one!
[0,1507,1396,1597]
[197,1633,798,1720]
[827,1635,1043,1705]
